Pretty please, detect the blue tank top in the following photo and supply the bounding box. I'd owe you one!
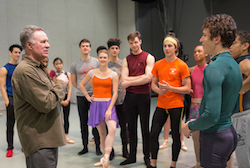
[235,54,250,112]
[4,63,18,96]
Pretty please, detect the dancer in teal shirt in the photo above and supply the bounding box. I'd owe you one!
[188,52,242,132]
[182,14,242,168]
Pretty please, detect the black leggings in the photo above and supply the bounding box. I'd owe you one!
[77,96,100,146]
[125,92,150,159]
[115,103,129,145]
[6,96,15,150]
[62,94,70,133]
[184,94,191,122]
[150,107,183,161]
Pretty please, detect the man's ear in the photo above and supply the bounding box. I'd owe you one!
[243,42,250,51]
[26,41,32,50]
[214,35,221,45]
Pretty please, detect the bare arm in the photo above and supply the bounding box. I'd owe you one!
[151,76,166,95]
[105,75,119,122]
[189,65,195,74]
[121,59,145,81]
[158,76,191,94]
[0,67,9,106]
[52,76,57,84]
[66,72,72,101]
[239,60,250,94]
[121,54,155,88]
[61,72,72,106]
[79,73,92,101]
[71,73,77,88]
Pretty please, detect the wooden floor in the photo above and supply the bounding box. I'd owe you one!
[0,97,238,168]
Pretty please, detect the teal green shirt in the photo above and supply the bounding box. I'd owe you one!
[188,52,242,133]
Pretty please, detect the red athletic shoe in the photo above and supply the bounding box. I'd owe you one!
[6,149,13,157]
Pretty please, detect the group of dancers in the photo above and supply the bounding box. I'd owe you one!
[1,13,250,168]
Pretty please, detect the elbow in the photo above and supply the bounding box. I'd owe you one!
[112,92,118,100]
[113,92,118,99]
[185,88,191,94]
[212,115,220,125]
[145,76,152,83]
[183,85,191,94]
[38,102,57,113]
[72,81,77,88]
[122,76,128,82]
[79,83,83,90]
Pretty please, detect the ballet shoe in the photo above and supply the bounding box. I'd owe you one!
[159,139,168,149]
[101,154,110,168]
[181,141,188,151]
[94,161,102,167]
[66,138,75,144]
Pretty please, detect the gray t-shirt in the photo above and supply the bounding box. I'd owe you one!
[70,57,99,96]
[108,59,126,105]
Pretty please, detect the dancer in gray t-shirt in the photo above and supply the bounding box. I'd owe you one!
[70,39,101,155]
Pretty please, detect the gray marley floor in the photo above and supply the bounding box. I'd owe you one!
[0,97,238,168]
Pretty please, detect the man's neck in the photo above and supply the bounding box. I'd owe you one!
[9,59,18,65]
[81,54,90,61]
[132,48,142,55]
[110,55,119,63]
[165,54,177,62]
[25,51,42,63]
[240,51,249,57]
[211,45,229,56]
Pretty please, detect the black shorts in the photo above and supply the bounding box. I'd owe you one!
[200,126,237,168]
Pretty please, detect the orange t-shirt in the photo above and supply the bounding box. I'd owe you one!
[151,58,190,109]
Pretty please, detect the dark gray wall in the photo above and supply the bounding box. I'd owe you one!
[136,0,250,66]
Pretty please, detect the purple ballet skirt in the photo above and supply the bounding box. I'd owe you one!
[88,100,119,128]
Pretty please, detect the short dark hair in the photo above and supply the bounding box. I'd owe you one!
[9,44,23,52]
[107,38,122,48]
[237,30,250,53]
[127,31,141,41]
[53,57,63,65]
[79,39,91,48]
[201,14,237,48]
[96,46,107,54]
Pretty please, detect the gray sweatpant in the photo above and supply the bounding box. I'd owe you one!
[26,148,58,168]
[231,109,250,168]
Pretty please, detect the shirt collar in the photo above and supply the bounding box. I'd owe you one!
[211,52,230,61]
[22,55,44,68]
[235,54,250,64]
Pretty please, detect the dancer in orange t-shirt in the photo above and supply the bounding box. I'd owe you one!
[149,34,191,168]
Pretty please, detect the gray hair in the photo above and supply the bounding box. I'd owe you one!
[20,25,44,49]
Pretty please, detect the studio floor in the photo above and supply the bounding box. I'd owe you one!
[0,97,238,168]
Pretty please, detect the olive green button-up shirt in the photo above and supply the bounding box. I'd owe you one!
[12,55,67,157]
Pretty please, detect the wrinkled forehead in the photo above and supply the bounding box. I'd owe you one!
[32,30,48,41]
